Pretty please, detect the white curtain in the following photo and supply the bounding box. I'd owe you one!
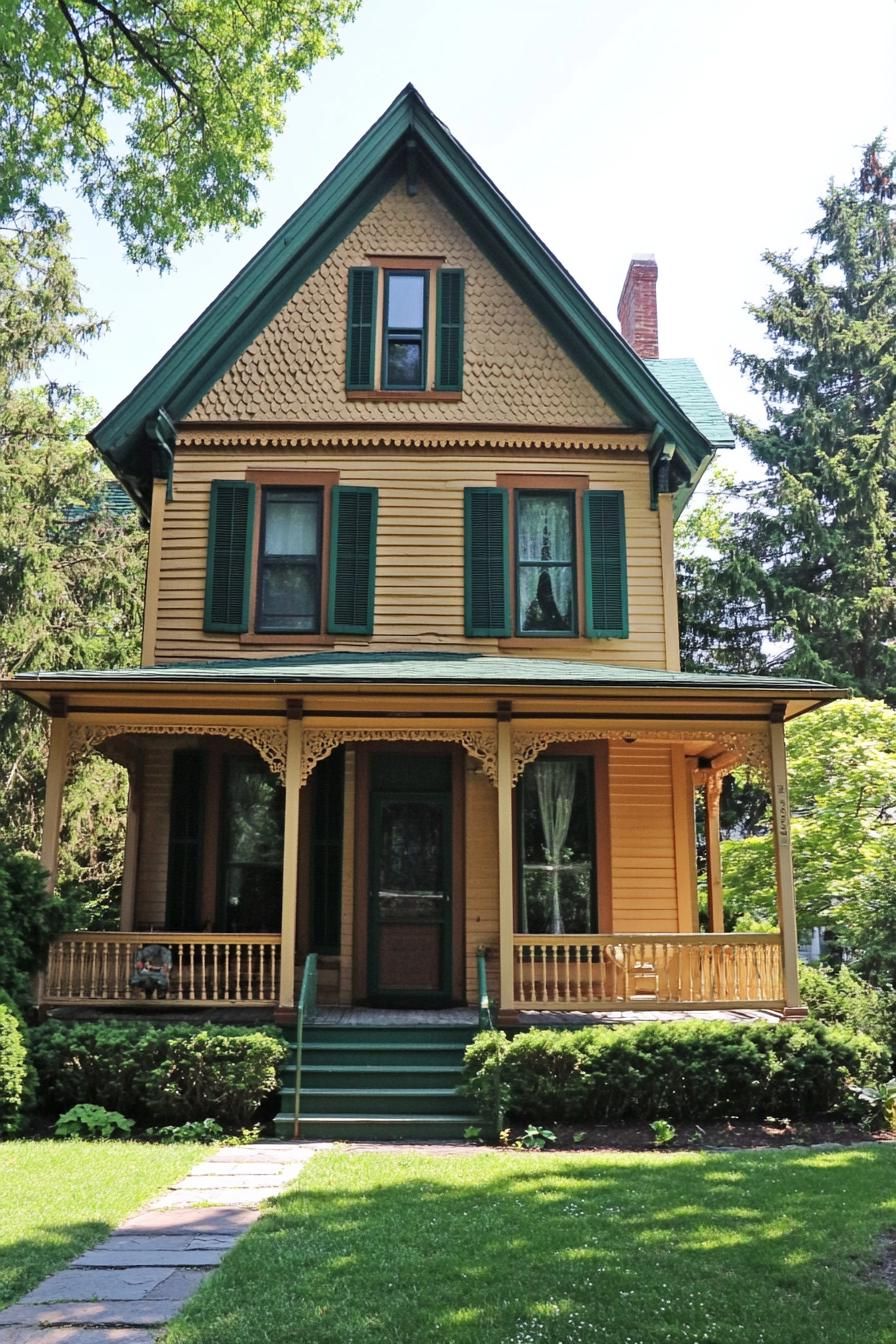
[265,498,318,556]
[532,759,577,934]
[518,496,572,562]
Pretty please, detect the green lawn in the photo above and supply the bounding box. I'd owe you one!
[0,1140,205,1308]
[164,1145,896,1344]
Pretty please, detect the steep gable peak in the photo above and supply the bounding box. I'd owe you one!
[90,84,726,517]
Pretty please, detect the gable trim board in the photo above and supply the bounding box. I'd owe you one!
[89,85,730,520]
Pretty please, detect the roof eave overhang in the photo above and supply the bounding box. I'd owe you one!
[3,672,848,723]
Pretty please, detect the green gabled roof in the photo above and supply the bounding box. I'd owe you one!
[90,85,727,517]
[12,651,841,698]
[646,359,734,448]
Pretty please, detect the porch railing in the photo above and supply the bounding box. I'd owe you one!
[512,933,784,1011]
[41,932,282,1006]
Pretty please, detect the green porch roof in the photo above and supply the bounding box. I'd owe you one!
[11,651,841,697]
[90,85,729,519]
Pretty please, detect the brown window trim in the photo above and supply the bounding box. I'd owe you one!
[513,740,612,935]
[352,257,461,397]
[241,470,339,646]
[365,254,447,266]
[496,472,589,647]
[345,390,462,403]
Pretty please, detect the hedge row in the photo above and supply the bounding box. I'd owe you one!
[30,1020,287,1130]
[461,1019,890,1127]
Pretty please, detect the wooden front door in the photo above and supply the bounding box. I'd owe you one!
[368,760,453,1003]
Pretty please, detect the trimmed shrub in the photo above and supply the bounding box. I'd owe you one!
[0,990,33,1135]
[30,1020,286,1130]
[461,1019,890,1127]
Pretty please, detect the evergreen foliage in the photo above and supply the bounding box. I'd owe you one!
[0,218,145,921]
[30,1020,286,1130]
[461,1020,889,1127]
[0,845,74,1009]
[678,139,896,701]
[0,990,34,1135]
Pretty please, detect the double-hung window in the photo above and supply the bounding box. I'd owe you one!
[257,487,322,633]
[383,270,427,390]
[204,479,378,638]
[464,483,628,640]
[516,491,576,635]
[346,264,464,393]
[518,755,595,934]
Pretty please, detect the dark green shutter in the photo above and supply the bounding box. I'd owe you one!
[464,487,510,636]
[346,267,377,390]
[583,490,629,638]
[203,480,255,633]
[166,749,204,930]
[435,269,464,391]
[327,486,378,634]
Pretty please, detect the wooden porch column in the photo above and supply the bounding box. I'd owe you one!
[497,712,514,1015]
[769,715,802,1012]
[704,774,724,934]
[279,710,304,1008]
[40,711,69,890]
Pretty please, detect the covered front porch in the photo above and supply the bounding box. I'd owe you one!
[13,654,841,1020]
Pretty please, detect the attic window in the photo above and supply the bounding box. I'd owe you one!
[383,271,426,390]
[346,265,464,394]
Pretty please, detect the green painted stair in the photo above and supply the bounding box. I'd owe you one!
[274,1023,480,1141]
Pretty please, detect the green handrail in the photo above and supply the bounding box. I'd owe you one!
[476,945,494,1031]
[293,953,318,1138]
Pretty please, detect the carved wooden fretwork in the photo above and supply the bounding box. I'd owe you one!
[67,724,288,782]
[511,727,771,787]
[300,728,498,786]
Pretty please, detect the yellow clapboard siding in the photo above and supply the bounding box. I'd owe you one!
[608,739,682,932]
[153,444,668,668]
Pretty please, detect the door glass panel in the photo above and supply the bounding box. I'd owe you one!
[377,799,445,921]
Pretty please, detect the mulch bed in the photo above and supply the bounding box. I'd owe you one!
[506,1119,896,1151]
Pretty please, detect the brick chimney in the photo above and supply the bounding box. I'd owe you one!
[617,255,658,359]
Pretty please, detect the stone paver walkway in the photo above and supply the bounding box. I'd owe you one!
[0,1143,324,1344]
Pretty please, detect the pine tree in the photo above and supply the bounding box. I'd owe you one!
[679,139,896,701]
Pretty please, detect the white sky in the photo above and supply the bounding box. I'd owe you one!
[54,0,896,455]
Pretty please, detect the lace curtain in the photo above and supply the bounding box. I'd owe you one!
[522,758,578,934]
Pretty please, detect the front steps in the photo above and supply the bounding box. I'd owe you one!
[274,1023,480,1141]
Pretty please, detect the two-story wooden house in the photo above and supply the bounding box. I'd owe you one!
[8,87,841,1031]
